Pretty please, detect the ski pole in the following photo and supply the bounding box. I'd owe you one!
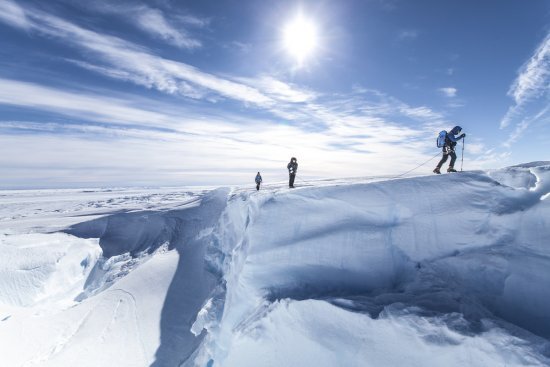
[461,137,465,172]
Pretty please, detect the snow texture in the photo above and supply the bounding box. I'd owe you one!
[1,162,550,366]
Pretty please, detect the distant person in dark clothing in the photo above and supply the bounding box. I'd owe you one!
[433,126,466,174]
[255,172,262,191]
[287,157,298,188]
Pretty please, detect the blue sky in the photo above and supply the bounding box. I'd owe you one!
[0,0,548,188]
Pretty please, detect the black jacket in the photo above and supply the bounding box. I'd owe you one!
[287,161,298,174]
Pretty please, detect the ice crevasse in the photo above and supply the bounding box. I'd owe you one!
[194,164,550,366]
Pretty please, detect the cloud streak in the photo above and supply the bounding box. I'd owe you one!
[0,1,446,135]
[92,2,207,49]
[0,0,30,29]
[133,6,202,49]
[237,75,319,103]
[508,33,550,105]
[398,30,418,41]
[0,2,274,107]
[0,78,175,127]
[501,32,550,130]
[438,87,457,98]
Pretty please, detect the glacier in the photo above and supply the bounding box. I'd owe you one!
[1,163,550,366]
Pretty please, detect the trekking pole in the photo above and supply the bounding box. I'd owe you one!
[460,137,465,172]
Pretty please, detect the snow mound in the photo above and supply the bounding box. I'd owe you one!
[0,232,100,308]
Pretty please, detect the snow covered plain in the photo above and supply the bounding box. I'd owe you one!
[1,163,550,366]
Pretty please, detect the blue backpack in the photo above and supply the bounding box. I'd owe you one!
[436,130,447,148]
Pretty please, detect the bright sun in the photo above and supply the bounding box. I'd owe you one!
[282,14,318,66]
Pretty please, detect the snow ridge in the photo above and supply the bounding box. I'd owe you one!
[197,164,550,366]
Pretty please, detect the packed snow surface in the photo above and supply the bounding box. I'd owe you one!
[1,163,550,366]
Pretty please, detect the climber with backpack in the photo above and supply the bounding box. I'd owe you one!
[433,126,466,174]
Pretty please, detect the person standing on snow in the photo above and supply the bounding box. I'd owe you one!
[255,172,262,191]
[287,157,298,188]
[433,125,466,174]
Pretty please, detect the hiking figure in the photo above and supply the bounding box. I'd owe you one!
[255,172,262,191]
[433,126,466,174]
[287,157,298,188]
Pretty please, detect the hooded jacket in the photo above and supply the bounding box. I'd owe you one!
[445,126,464,145]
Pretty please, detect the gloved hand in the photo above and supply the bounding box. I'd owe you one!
[460,133,466,138]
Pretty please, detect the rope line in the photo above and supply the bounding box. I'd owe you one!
[390,151,442,179]
[290,151,440,187]
[296,175,313,186]
[288,138,466,186]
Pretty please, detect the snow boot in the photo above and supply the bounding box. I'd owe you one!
[433,167,441,174]
[447,166,457,173]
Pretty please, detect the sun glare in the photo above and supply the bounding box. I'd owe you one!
[282,14,318,66]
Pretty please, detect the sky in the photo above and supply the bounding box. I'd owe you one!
[0,0,549,189]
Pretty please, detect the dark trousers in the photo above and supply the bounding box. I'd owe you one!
[289,173,296,188]
[436,150,457,168]
[256,183,260,191]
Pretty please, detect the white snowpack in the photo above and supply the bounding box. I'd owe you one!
[0,163,549,366]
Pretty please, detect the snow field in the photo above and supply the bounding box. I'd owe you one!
[0,163,549,366]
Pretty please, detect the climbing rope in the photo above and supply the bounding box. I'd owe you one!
[284,150,444,189]
[390,151,442,179]
[295,175,314,186]
[292,152,440,187]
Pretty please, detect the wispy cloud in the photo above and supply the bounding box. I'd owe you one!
[132,6,202,49]
[508,33,550,105]
[88,2,209,49]
[237,75,319,103]
[0,3,273,107]
[496,31,550,160]
[502,105,550,148]
[399,106,443,121]
[65,59,209,100]
[501,32,550,129]
[502,119,531,149]
[1,1,446,136]
[335,88,445,125]
[0,0,29,30]
[438,87,457,98]
[0,78,175,127]
[0,77,290,142]
[398,30,418,41]
[175,14,211,28]
[351,84,369,94]
[225,41,252,54]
